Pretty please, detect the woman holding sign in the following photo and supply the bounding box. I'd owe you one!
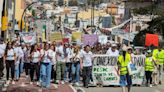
[118,47,132,92]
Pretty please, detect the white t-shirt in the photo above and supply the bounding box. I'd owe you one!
[0,44,5,58]
[81,51,93,67]
[71,52,81,62]
[31,51,40,63]
[48,49,56,65]
[6,49,15,60]
[56,46,65,62]
[106,49,119,57]
[42,49,51,63]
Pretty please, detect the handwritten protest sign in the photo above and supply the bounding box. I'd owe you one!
[50,32,63,42]
[19,32,36,45]
[82,34,98,46]
[92,55,145,86]
[72,32,82,41]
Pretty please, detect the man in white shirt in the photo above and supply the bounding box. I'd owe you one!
[81,45,93,88]
[106,44,119,57]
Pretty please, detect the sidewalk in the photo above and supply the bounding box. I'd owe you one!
[3,74,74,92]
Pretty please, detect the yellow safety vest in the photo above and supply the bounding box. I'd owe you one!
[118,53,131,75]
[152,49,159,60]
[145,57,154,72]
[157,50,164,65]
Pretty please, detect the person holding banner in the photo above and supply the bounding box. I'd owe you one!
[118,47,132,92]
[145,50,154,87]
[81,45,94,88]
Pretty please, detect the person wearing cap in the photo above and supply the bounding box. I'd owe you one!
[106,44,119,57]
[117,48,132,92]
[145,50,155,87]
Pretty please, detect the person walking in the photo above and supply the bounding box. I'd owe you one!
[30,44,40,85]
[0,38,6,79]
[81,45,93,88]
[145,50,154,87]
[71,47,81,86]
[117,47,132,92]
[4,42,16,85]
[40,43,52,88]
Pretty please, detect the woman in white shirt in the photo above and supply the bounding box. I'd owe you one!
[4,42,16,85]
[48,45,56,82]
[71,47,82,86]
[40,43,52,88]
[30,44,40,85]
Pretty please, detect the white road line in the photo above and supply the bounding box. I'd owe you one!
[76,87,86,92]
[69,84,77,92]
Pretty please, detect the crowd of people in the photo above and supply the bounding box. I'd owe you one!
[0,38,163,92]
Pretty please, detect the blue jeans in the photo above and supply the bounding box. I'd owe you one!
[71,62,80,83]
[15,63,19,80]
[19,61,24,74]
[40,62,52,88]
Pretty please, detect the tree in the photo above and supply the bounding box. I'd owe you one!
[132,1,164,46]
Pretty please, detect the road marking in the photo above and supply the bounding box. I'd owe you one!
[69,84,77,92]
[76,87,86,92]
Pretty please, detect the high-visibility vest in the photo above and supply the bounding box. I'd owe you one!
[157,50,164,65]
[118,53,131,75]
[152,49,159,60]
[145,57,154,72]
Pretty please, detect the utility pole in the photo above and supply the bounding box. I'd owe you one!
[11,0,16,40]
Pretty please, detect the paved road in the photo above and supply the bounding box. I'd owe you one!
[74,79,164,92]
[2,74,74,92]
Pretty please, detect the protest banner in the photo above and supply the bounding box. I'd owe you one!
[145,34,159,47]
[72,32,82,41]
[19,32,36,45]
[50,32,63,42]
[82,34,98,46]
[98,35,108,44]
[92,55,145,86]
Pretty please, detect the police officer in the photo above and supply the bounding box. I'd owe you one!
[145,50,154,87]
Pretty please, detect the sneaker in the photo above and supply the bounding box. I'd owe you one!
[75,82,79,86]
[36,82,40,86]
[30,82,33,85]
[52,84,58,89]
[12,81,15,85]
[61,81,65,85]
[6,80,10,85]
[56,80,59,84]
[90,81,94,85]
[149,84,153,88]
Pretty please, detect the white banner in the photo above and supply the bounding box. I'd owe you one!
[19,32,36,45]
[92,55,145,86]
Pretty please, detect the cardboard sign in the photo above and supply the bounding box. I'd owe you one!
[50,32,63,42]
[145,34,159,47]
[82,34,98,46]
[72,32,82,41]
